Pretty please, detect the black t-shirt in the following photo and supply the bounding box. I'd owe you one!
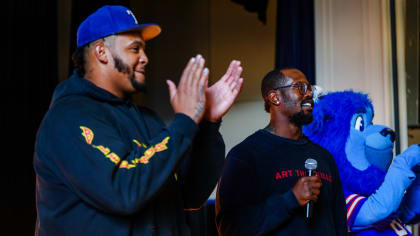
[216,129,348,236]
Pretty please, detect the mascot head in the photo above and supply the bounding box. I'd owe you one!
[303,91,396,196]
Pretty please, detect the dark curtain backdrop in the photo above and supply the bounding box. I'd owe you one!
[4,0,314,234]
[5,0,58,235]
[275,0,316,85]
[4,0,129,234]
[3,0,212,235]
[231,0,316,84]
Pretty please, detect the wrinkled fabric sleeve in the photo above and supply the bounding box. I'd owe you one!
[35,102,198,215]
[179,119,225,210]
[215,151,300,236]
[398,172,420,224]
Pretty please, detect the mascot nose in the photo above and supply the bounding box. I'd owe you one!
[380,128,395,142]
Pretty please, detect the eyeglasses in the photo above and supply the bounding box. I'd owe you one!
[274,82,312,95]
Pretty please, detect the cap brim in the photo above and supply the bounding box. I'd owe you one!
[123,23,161,41]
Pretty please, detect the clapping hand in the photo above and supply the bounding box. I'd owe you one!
[167,55,208,124]
[167,57,243,124]
[204,60,243,122]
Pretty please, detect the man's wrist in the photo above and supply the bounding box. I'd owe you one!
[203,112,219,123]
[204,117,221,123]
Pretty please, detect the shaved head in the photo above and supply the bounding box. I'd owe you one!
[261,68,307,112]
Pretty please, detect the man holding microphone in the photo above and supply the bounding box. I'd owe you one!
[215,68,347,235]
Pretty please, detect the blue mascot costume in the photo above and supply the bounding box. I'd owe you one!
[303,90,420,235]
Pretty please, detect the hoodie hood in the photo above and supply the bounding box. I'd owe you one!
[51,69,129,107]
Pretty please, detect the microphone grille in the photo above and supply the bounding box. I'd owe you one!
[305,158,318,170]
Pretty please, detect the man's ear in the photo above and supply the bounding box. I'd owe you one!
[93,42,109,64]
[268,91,281,106]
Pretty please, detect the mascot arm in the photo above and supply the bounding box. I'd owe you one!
[352,153,416,230]
[398,170,420,224]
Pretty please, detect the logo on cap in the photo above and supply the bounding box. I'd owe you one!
[126,10,138,24]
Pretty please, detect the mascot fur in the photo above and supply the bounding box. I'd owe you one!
[303,90,420,235]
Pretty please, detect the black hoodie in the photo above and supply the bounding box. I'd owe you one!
[34,70,225,236]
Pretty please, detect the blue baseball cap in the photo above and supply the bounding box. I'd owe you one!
[77,5,161,48]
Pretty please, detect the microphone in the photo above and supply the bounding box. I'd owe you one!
[304,158,318,220]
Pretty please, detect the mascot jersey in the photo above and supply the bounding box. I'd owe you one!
[345,189,411,236]
[215,129,348,236]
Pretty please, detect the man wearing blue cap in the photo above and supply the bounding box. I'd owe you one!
[33,5,243,236]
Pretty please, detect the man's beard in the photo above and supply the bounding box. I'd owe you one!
[113,55,146,92]
[284,96,313,126]
[289,110,313,126]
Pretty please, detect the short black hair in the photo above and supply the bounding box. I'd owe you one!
[261,69,288,112]
[72,46,87,77]
[71,38,110,78]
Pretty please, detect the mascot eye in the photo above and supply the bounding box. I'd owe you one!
[354,116,365,131]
